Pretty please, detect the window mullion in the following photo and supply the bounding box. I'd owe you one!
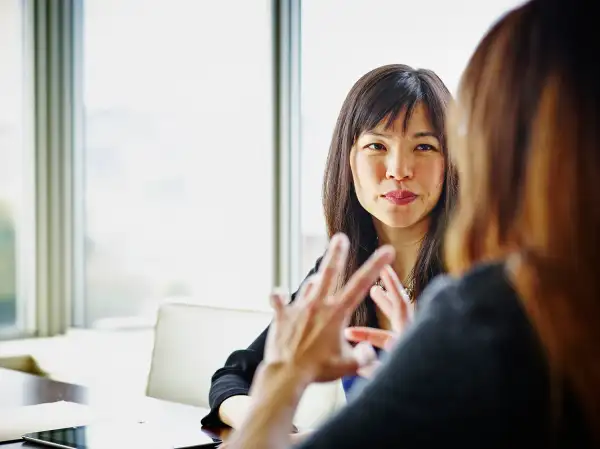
[33,0,76,337]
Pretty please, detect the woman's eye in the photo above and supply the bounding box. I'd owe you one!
[366,143,386,151]
[415,143,438,152]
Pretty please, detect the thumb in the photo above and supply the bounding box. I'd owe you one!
[326,342,377,379]
[325,357,361,379]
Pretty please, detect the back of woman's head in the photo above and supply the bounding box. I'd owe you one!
[446,0,600,437]
[323,64,457,325]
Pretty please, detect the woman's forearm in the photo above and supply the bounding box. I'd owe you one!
[218,395,253,428]
[218,393,299,432]
[226,362,309,449]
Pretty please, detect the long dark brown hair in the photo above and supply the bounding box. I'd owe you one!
[323,64,458,326]
[446,0,600,440]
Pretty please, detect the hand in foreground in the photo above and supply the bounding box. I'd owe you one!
[344,265,414,378]
[263,233,396,384]
[225,234,394,449]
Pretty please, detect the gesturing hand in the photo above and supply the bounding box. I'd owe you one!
[344,265,414,378]
[263,233,395,384]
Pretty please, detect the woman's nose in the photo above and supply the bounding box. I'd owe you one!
[385,150,414,180]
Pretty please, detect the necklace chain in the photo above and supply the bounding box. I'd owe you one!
[374,278,415,303]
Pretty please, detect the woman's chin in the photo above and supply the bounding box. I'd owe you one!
[377,215,422,229]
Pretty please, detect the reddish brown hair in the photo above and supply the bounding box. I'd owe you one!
[446,0,600,439]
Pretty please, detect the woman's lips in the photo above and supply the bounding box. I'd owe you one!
[383,190,417,206]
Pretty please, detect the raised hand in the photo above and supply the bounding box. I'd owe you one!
[344,265,414,377]
[263,233,395,384]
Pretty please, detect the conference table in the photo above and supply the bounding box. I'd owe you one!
[0,367,227,447]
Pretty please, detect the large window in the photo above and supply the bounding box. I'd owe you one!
[0,0,28,334]
[0,0,530,335]
[80,0,274,327]
[298,0,526,278]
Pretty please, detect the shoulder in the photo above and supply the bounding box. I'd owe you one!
[412,262,544,370]
[312,256,324,274]
[289,256,324,303]
[418,262,526,326]
[390,263,549,419]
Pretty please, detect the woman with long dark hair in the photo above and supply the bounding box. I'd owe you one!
[202,64,457,431]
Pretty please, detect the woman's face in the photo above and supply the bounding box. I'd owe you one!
[350,103,445,230]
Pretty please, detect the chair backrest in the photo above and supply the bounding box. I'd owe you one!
[146,299,346,429]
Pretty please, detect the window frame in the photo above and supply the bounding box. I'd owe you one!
[31,0,78,337]
[275,0,303,293]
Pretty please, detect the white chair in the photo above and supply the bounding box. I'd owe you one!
[146,299,346,429]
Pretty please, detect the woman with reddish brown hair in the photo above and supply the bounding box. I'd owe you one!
[222,0,599,447]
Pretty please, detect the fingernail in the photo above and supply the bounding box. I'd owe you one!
[271,287,290,304]
[383,264,396,278]
[383,265,410,300]
[378,245,395,260]
[332,233,350,250]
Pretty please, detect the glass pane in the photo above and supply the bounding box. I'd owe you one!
[82,0,274,327]
[0,0,24,330]
[299,0,526,277]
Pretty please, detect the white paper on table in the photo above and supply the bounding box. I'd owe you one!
[0,401,96,443]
